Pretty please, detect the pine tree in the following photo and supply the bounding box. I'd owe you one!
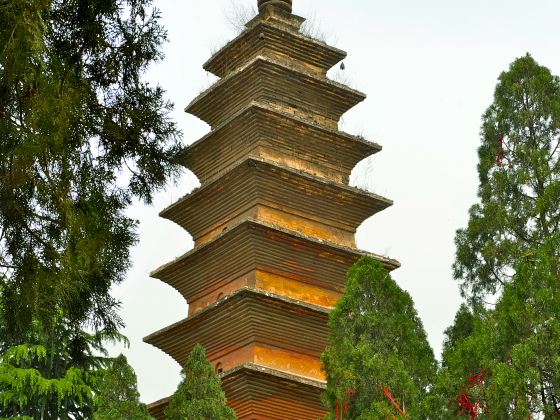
[94,354,152,420]
[321,257,437,419]
[0,0,181,344]
[165,344,236,420]
[438,246,560,418]
[440,55,560,417]
[453,54,560,304]
[0,0,181,416]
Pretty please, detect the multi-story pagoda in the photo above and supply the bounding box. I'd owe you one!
[145,1,399,418]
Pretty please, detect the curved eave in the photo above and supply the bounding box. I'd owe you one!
[203,20,346,77]
[186,56,366,128]
[147,398,169,420]
[182,102,381,185]
[222,364,326,419]
[161,156,392,239]
[143,288,329,366]
[150,219,400,302]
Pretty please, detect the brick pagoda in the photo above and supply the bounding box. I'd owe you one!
[145,1,398,418]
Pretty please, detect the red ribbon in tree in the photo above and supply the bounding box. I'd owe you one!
[457,370,486,419]
[344,387,353,413]
[497,134,505,167]
[335,401,339,420]
[383,386,407,418]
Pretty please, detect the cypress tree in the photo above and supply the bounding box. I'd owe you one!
[165,344,236,420]
[322,257,437,419]
[94,354,152,420]
[439,55,560,418]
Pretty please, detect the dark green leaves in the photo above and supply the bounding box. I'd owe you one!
[445,55,560,418]
[93,354,152,420]
[165,344,236,420]
[0,0,181,343]
[454,54,560,304]
[321,257,437,419]
[1,0,181,416]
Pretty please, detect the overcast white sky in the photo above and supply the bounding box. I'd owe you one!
[107,0,560,404]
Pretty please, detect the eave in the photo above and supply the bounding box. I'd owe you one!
[222,364,326,419]
[186,56,366,128]
[161,157,392,244]
[147,365,326,420]
[182,102,381,185]
[143,288,329,368]
[150,219,400,303]
[146,398,168,420]
[203,20,346,78]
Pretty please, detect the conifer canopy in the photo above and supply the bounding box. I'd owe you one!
[165,344,236,420]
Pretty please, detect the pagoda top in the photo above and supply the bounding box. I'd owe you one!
[258,0,292,14]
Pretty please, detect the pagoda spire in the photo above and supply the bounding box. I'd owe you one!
[257,0,292,14]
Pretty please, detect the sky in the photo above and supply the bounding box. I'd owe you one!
[107,0,560,404]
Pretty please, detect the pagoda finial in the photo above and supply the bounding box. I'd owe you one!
[258,0,292,14]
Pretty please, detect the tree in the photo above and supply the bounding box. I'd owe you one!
[0,313,109,418]
[441,55,560,418]
[165,344,236,420]
[432,304,490,418]
[453,54,560,304]
[0,0,181,344]
[321,256,437,419]
[438,245,560,418]
[0,0,181,416]
[94,354,152,420]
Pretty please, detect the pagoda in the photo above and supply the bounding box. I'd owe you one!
[145,1,399,418]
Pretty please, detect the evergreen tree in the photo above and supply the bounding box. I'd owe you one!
[432,304,490,418]
[440,55,560,417]
[0,312,110,418]
[438,246,560,418]
[94,354,152,420]
[321,257,437,419]
[453,54,560,304]
[0,0,181,416]
[165,344,236,420]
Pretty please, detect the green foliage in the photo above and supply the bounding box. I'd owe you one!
[453,54,560,303]
[0,0,181,343]
[93,354,151,420]
[165,344,236,420]
[0,315,114,418]
[441,55,560,418]
[0,0,181,416]
[433,304,489,418]
[321,256,437,419]
[437,245,560,418]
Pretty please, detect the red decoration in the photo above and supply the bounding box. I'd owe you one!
[383,386,407,418]
[344,387,353,413]
[335,401,339,420]
[457,370,486,419]
[497,134,505,167]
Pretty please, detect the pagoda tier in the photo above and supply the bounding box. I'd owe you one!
[186,56,365,129]
[222,364,326,419]
[146,1,397,418]
[182,102,381,186]
[145,289,329,380]
[150,219,399,314]
[161,157,391,247]
[204,13,346,78]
